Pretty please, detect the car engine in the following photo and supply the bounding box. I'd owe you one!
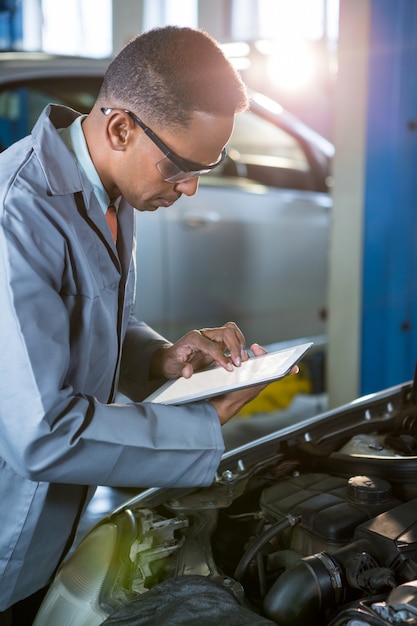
[34,378,417,625]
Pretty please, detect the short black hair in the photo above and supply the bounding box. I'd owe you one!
[98,26,248,128]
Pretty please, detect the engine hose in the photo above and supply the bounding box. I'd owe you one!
[233,514,301,582]
[256,551,267,597]
[263,551,344,625]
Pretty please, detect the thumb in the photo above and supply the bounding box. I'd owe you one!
[250,343,268,357]
[181,363,194,379]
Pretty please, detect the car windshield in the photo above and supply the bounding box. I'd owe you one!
[210,109,314,190]
[231,110,309,171]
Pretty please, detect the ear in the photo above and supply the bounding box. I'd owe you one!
[105,110,136,151]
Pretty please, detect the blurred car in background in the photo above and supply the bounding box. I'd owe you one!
[0,52,333,347]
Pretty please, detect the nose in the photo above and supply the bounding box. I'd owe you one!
[174,177,199,196]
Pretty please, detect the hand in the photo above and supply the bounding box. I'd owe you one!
[209,343,299,425]
[150,321,248,380]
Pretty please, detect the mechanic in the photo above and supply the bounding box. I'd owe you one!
[0,26,284,624]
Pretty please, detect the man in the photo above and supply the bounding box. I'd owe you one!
[0,26,284,621]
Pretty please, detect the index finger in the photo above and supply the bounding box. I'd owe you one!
[200,321,248,368]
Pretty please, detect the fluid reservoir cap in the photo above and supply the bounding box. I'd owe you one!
[348,475,391,504]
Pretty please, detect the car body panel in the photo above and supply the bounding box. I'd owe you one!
[140,182,331,343]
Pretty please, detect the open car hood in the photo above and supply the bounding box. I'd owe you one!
[34,371,417,625]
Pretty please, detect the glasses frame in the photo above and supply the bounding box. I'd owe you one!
[100,107,227,183]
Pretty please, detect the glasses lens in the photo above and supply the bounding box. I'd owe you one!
[156,155,183,181]
[156,156,209,183]
[156,154,225,183]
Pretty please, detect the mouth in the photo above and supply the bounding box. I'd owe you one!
[156,195,180,208]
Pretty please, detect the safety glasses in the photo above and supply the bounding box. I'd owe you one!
[101,107,227,183]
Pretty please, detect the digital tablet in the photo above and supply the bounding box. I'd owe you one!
[145,341,313,405]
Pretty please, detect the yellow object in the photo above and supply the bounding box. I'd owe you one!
[236,365,312,417]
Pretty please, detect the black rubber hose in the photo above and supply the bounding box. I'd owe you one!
[233,514,301,582]
[263,552,342,625]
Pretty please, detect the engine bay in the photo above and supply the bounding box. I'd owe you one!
[35,378,417,625]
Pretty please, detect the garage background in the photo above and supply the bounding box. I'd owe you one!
[1,0,416,409]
